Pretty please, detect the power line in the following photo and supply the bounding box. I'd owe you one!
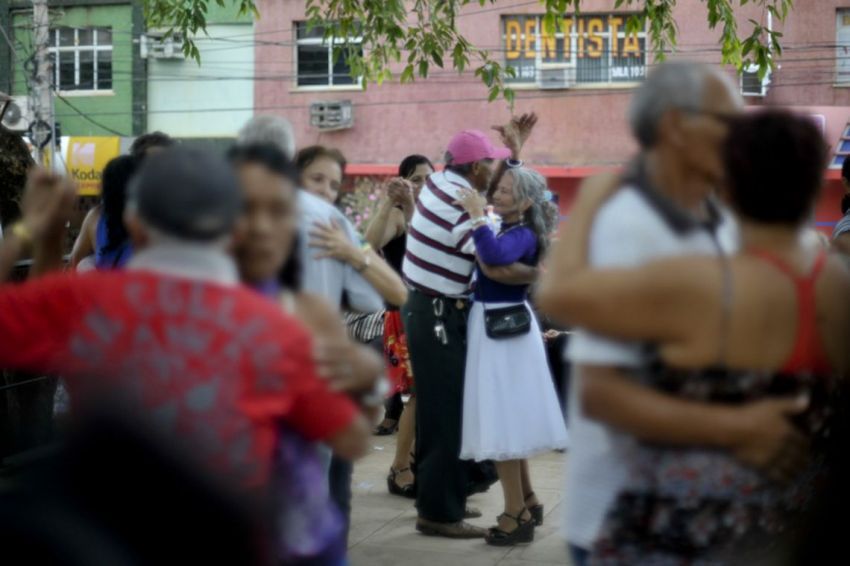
[54,73,850,122]
[54,90,128,136]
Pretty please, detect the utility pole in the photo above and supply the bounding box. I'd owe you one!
[30,0,54,167]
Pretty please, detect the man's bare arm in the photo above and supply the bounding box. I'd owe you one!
[581,365,809,483]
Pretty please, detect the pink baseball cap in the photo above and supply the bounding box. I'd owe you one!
[446,130,512,165]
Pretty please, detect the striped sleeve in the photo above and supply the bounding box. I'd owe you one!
[453,214,475,255]
[833,215,850,240]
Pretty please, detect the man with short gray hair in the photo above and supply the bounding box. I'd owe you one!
[236,116,383,313]
[557,61,799,564]
[238,115,296,160]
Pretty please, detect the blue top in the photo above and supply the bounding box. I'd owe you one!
[94,215,133,270]
[472,223,538,303]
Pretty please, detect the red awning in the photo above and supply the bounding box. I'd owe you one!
[346,163,619,178]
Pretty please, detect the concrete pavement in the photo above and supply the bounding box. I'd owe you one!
[348,432,570,565]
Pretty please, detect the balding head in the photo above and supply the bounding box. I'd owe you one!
[629,61,742,149]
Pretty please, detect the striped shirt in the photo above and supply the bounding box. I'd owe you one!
[833,212,850,240]
[402,170,477,298]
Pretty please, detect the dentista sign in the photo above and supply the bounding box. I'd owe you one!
[501,13,647,85]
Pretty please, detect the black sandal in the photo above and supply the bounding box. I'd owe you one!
[373,419,399,436]
[485,509,534,546]
[525,492,544,526]
[387,467,416,499]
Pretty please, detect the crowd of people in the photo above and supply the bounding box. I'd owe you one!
[0,59,848,565]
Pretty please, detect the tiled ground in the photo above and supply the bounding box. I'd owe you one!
[348,431,570,565]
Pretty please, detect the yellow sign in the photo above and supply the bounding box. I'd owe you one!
[502,14,646,84]
[66,136,121,196]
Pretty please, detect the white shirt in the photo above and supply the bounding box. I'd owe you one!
[562,184,737,549]
[297,191,383,312]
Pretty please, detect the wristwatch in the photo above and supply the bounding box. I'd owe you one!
[355,250,372,273]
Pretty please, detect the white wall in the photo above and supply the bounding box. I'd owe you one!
[147,24,254,137]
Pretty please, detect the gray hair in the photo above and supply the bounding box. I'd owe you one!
[628,61,739,148]
[507,167,558,253]
[237,115,296,160]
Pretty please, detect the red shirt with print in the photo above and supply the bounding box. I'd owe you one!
[0,270,357,489]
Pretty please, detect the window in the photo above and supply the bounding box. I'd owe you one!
[740,65,769,97]
[295,22,362,88]
[502,14,646,87]
[837,10,850,84]
[49,27,112,92]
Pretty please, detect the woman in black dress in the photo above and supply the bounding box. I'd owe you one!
[364,155,434,496]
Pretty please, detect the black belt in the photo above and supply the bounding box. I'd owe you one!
[409,288,469,310]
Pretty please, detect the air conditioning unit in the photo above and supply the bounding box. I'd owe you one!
[741,64,770,97]
[141,31,186,60]
[537,65,575,90]
[1,95,32,132]
[310,100,354,131]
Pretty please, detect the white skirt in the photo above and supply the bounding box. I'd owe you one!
[460,301,568,462]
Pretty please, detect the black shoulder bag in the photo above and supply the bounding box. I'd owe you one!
[483,303,532,339]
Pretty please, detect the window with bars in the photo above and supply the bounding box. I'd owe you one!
[49,27,112,92]
[295,22,362,88]
[837,11,850,84]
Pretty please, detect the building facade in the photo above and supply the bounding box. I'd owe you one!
[253,0,850,228]
[3,0,143,137]
[145,3,254,139]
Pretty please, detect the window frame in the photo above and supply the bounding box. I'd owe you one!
[502,14,647,89]
[50,26,113,95]
[293,22,363,91]
[836,9,850,86]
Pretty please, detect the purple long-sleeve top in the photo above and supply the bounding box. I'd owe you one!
[472,222,539,303]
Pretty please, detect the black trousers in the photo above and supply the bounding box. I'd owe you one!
[402,290,470,523]
[383,392,404,422]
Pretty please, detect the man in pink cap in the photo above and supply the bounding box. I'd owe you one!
[400,128,516,538]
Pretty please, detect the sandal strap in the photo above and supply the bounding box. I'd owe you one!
[497,509,527,526]
[524,491,536,502]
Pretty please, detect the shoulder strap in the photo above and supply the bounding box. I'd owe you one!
[748,248,830,373]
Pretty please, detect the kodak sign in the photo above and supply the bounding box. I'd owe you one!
[66,137,121,196]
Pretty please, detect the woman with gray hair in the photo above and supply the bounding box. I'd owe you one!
[455,165,568,546]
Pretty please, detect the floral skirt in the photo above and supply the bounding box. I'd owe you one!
[384,310,413,394]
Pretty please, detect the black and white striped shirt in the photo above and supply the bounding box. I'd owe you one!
[402,170,477,298]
